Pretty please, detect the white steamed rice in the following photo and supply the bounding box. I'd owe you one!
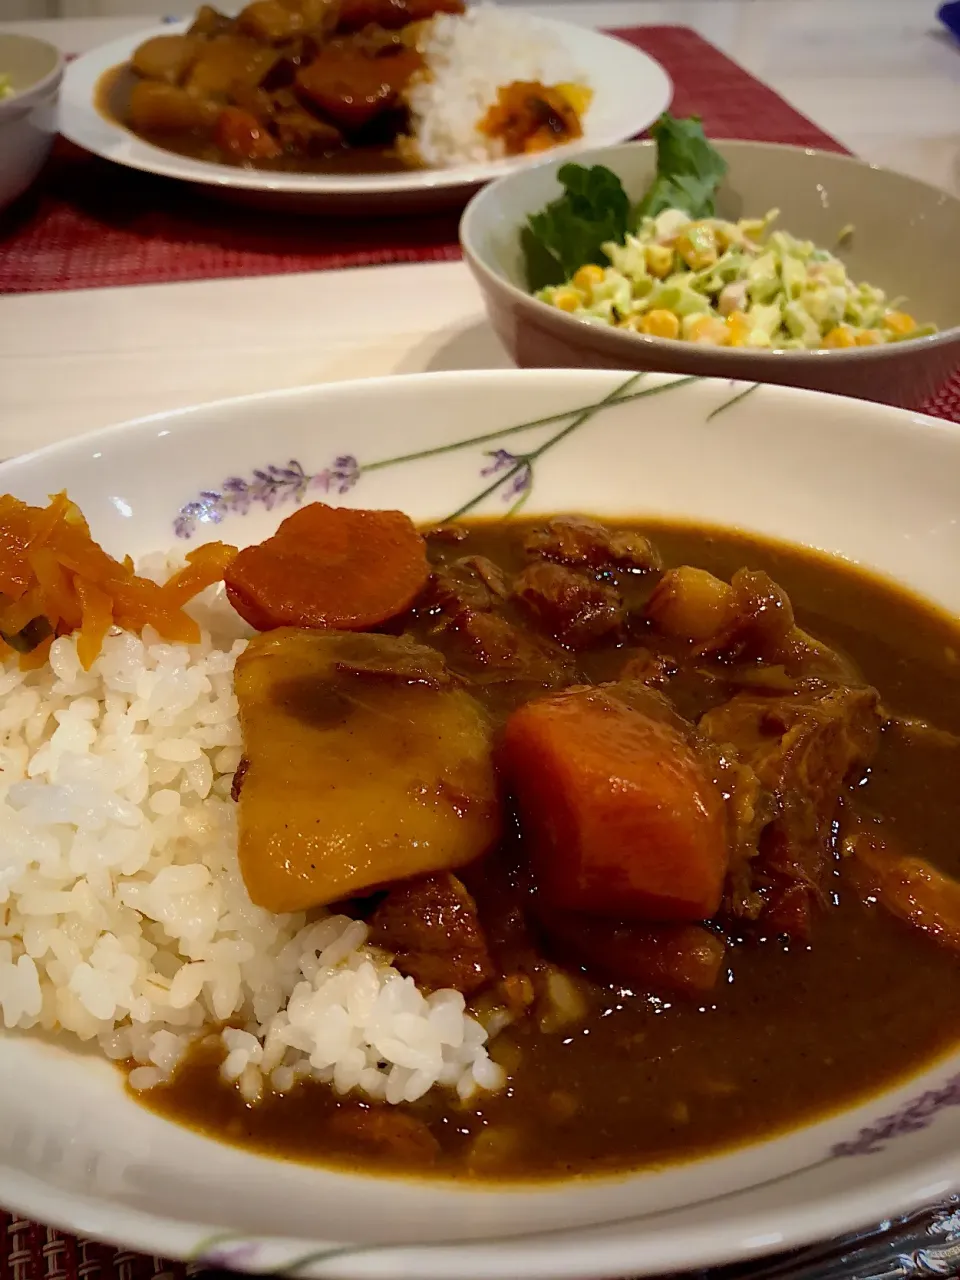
[0,556,505,1107]
[405,5,588,168]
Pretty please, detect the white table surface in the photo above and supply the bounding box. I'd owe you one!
[1,0,957,459]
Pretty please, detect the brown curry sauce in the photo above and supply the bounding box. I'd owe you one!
[139,518,960,1180]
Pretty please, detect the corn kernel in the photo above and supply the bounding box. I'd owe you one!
[556,82,594,116]
[573,264,605,291]
[552,288,582,313]
[676,223,719,271]
[824,325,856,349]
[644,244,674,278]
[883,310,917,336]
[639,309,681,340]
[855,329,884,346]
[726,311,751,347]
[685,314,728,345]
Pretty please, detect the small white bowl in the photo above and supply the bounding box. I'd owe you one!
[0,34,64,213]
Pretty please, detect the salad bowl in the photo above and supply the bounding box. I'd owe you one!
[460,140,960,406]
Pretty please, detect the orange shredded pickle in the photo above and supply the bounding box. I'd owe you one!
[478,81,587,156]
[0,492,238,671]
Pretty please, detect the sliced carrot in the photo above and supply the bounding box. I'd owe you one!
[29,548,82,630]
[74,576,114,671]
[19,634,53,671]
[501,686,729,921]
[0,493,238,669]
[224,503,430,632]
[160,541,238,610]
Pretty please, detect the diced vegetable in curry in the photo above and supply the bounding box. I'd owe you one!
[234,629,499,913]
[135,507,960,1180]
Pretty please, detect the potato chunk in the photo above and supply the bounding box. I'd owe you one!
[127,80,218,133]
[185,36,280,98]
[130,34,202,84]
[238,0,339,43]
[235,629,501,913]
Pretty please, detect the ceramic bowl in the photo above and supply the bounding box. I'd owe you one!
[0,33,63,213]
[460,141,960,407]
[1,369,960,1278]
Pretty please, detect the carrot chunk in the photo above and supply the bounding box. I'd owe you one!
[214,106,281,161]
[501,686,729,921]
[224,502,430,632]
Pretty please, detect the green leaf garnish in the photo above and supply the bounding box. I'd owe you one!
[520,114,729,290]
[522,163,631,291]
[636,114,728,220]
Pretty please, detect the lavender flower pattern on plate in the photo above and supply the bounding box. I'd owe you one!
[831,1071,960,1158]
[174,457,359,539]
[172,374,755,538]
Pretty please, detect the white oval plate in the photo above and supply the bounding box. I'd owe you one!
[58,16,672,211]
[1,369,960,1278]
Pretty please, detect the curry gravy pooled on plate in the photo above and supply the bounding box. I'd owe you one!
[3,496,960,1180]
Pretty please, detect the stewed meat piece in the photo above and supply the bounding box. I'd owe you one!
[512,561,624,649]
[524,516,661,574]
[701,685,882,938]
[368,873,496,995]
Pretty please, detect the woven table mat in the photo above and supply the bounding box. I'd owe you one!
[0,24,849,295]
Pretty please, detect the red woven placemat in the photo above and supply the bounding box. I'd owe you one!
[0,25,847,296]
[2,23,954,418]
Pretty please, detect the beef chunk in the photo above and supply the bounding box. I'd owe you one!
[367,873,495,995]
[513,562,624,649]
[428,556,509,625]
[700,685,882,939]
[439,610,574,691]
[273,104,342,152]
[618,647,678,689]
[524,516,661,574]
[537,912,726,998]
